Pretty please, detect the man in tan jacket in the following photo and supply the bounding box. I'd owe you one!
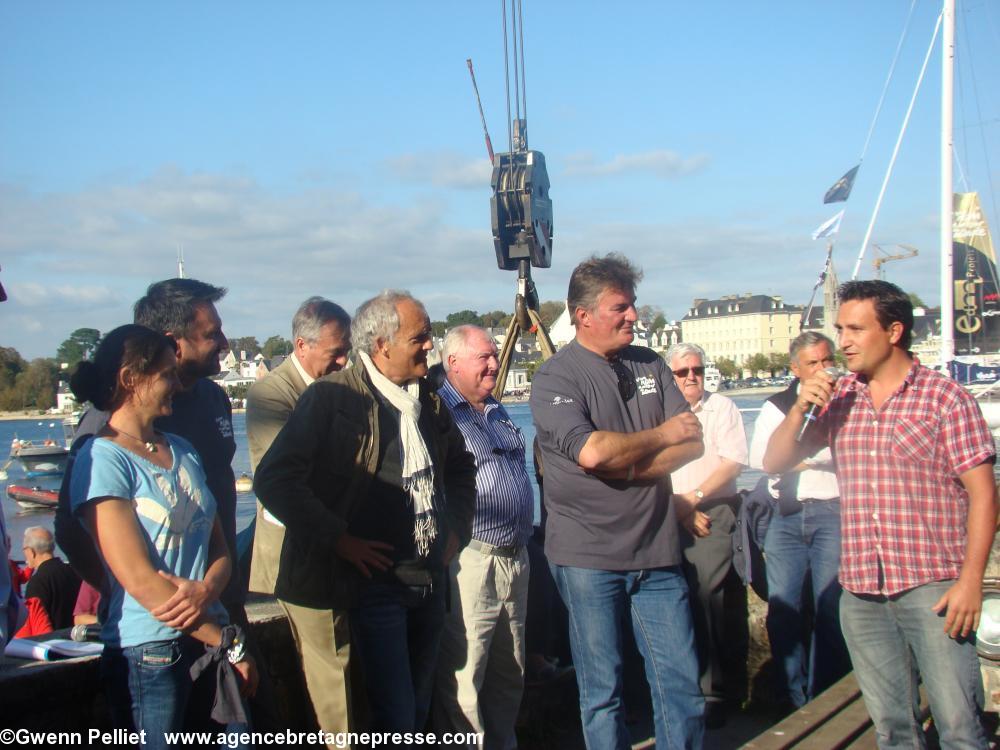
[246,296,351,737]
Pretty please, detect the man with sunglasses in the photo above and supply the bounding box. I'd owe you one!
[530,253,706,750]
[667,342,748,727]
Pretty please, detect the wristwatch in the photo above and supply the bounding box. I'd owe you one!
[226,633,247,665]
[694,489,705,501]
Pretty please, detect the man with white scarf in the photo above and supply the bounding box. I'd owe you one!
[254,290,477,740]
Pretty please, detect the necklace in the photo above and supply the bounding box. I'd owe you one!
[114,427,158,454]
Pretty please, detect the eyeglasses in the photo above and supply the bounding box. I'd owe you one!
[672,366,705,379]
[610,359,636,402]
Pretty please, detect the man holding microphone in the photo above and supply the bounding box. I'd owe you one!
[763,280,996,747]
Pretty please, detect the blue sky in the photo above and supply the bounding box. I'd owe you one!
[2,1,999,360]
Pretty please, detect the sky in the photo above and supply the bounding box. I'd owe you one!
[2,1,999,360]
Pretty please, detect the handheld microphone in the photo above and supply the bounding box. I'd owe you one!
[70,623,102,642]
[795,366,842,443]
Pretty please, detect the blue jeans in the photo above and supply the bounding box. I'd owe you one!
[351,579,445,740]
[764,499,849,706]
[552,565,704,750]
[840,583,987,749]
[101,637,243,750]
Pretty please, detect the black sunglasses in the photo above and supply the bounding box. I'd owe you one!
[672,366,705,378]
[610,359,636,402]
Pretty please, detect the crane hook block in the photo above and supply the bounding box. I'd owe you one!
[490,149,553,270]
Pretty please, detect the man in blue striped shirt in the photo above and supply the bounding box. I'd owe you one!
[433,324,535,749]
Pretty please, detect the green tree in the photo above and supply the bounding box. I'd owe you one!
[0,347,26,391]
[445,310,482,328]
[480,310,511,329]
[225,382,251,402]
[745,353,770,377]
[539,300,565,328]
[228,336,261,358]
[715,357,739,379]
[768,352,790,375]
[56,328,101,367]
[651,313,667,332]
[9,358,59,410]
[524,358,545,381]
[908,292,927,308]
[431,321,447,338]
[636,304,665,328]
[262,335,293,358]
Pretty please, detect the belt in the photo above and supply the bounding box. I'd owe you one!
[467,539,523,558]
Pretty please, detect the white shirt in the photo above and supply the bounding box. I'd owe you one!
[290,352,316,387]
[748,396,840,501]
[670,392,747,498]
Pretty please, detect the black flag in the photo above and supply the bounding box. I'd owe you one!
[823,165,860,204]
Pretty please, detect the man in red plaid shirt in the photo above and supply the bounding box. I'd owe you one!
[764,280,996,748]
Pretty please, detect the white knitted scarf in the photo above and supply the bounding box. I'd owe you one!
[358,351,439,557]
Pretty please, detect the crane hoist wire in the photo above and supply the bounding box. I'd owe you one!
[476,0,553,272]
[466,0,556,399]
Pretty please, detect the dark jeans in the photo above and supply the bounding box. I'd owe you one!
[764,499,849,706]
[351,579,446,741]
[101,637,244,750]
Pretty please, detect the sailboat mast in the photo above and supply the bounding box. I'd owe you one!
[940,0,955,363]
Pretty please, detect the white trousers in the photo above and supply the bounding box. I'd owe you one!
[434,545,529,750]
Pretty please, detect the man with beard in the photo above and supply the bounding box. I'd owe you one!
[59,279,234,619]
[255,290,477,739]
[132,279,241,623]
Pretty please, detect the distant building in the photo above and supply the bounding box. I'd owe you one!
[647,324,681,353]
[548,304,574,349]
[217,349,269,381]
[55,381,76,413]
[504,368,529,393]
[681,293,805,366]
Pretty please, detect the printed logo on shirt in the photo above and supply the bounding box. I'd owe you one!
[551,395,575,406]
[216,416,234,439]
[636,375,657,396]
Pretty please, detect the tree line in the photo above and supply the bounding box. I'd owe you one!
[2,302,675,411]
[0,348,61,411]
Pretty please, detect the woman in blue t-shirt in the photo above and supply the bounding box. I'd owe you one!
[69,324,257,748]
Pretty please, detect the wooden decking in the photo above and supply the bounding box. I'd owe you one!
[742,672,928,749]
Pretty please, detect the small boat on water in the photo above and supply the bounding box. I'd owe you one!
[9,438,70,478]
[6,484,59,510]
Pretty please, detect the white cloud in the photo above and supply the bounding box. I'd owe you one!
[2,165,932,361]
[12,282,121,309]
[563,149,710,179]
[385,152,493,189]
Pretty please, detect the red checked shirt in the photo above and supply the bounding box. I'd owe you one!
[821,361,994,596]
